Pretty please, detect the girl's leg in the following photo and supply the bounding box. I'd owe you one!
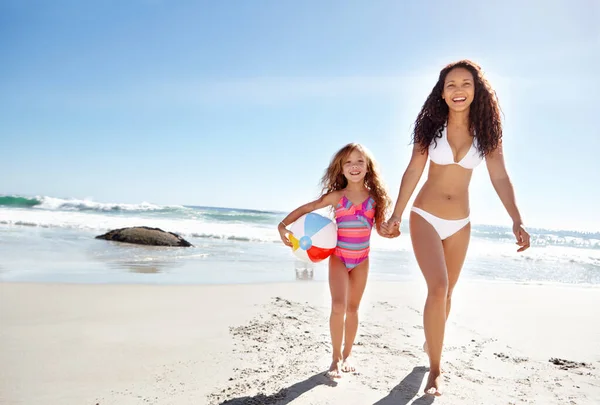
[327,254,349,378]
[341,258,369,372]
[409,211,447,396]
[442,223,471,319]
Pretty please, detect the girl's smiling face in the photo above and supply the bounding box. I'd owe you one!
[342,149,368,184]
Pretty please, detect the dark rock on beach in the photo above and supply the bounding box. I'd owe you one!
[95,226,193,247]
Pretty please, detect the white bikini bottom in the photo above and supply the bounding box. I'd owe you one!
[411,207,470,240]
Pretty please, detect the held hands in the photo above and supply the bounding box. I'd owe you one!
[380,216,402,238]
[278,222,294,247]
[513,222,531,252]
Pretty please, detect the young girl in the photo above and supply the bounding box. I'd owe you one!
[277,143,391,379]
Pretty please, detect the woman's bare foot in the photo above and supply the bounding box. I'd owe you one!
[326,359,342,379]
[341,355,356,373]
[424,370,442,396]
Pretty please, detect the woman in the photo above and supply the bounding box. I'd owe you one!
[381,60,531,396]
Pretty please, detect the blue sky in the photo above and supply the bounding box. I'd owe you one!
[1,1,598,231]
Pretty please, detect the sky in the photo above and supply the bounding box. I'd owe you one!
[0,0,599,231]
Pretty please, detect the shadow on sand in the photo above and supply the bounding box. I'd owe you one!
[372,366,435,405]
[218,371,337,405]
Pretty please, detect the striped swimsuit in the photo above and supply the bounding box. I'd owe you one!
[334,194,376,271]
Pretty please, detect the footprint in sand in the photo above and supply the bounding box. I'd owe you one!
[373,301,396,310]
[549,357,593,371]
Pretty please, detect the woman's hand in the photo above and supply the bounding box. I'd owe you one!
[380,216,402,238]
[278,223,294,247]
[513,222,531,252]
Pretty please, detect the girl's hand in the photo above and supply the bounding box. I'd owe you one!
[278,223,294,247]
[380,216,401,238]
[513,222,531,252]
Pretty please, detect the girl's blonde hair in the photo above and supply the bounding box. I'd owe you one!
[320,143,391,228]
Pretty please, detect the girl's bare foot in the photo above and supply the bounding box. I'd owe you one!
[424,370,442,396]
[341,355,355,373]
[326,359,342,379]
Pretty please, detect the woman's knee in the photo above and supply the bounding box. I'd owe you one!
[346,301,360,314]
[427,277,449,299]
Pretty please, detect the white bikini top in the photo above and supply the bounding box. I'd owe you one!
[428,125,484,169]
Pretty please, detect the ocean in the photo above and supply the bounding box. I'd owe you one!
[1,195,599,286]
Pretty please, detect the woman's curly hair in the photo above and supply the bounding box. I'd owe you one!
[320,143,391,229]
[412,60,502,157]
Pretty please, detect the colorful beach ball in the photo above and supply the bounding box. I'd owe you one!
[289,213,337,263]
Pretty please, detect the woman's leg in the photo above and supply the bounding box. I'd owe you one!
[442,223,471,319]
[327,255,349,378]
[341,258,369,372]
[424,223,471,352]
[410,211,447,396]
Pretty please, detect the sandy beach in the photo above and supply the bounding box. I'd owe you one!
[1,280,599,405]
